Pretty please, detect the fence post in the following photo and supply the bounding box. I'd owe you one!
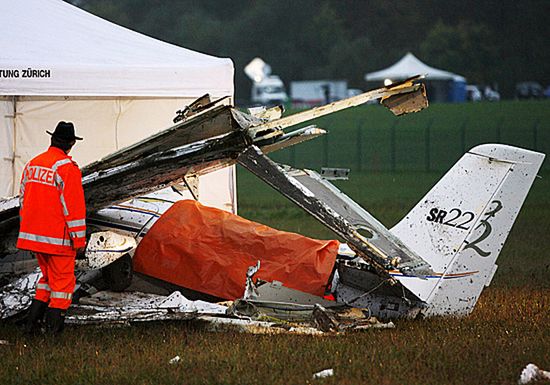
[533,119,539,150]
[390,120,398,172]
[357,122,362,171]
[460,118,467,154]
[425,119,433,172]
[323,134,329,167]
[496,118,503,143]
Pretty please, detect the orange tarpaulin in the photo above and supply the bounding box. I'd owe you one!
[133,200,339,300]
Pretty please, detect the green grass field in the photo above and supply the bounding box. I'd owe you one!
[271,100,550,172]
[0,101,549,384]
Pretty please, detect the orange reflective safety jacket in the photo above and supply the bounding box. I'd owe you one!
[17,146,86,256]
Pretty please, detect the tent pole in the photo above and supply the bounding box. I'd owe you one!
[10,96,17,196]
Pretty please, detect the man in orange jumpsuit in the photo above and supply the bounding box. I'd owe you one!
[17,121,86,334]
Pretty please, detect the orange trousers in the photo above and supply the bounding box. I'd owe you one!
[34,252,76,310]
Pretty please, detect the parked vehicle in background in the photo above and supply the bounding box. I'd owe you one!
[251,75,288,106]
[515,81,543,99]
[483,86,500,101]
[245,57,288,107]
[466,85,500,102]
[543,85,550,99]
[290,80,348,108]
[466,85,482,102]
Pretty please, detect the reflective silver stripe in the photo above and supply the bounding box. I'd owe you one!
[67,219,86,228]
[59,192,69,216]
[51,158,72,172]
[18,232,72,246]
[20,175,26,196]
[50,291,72,300]
[37,283,51,291]
[20,163,29,206]
[70,230,86,238]
[55,172,64,190]
[52,161,70,216]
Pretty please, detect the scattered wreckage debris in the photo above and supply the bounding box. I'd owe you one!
[519,364,550,385]
[0,270,40,319]
[381,75,429,116]
[0,262,394,334]
[168,356,181,365]
[67,261,395,333]
[66,288,393,334]
[313,369,334,379]
[0,77,544,329]
[67,291,223,325]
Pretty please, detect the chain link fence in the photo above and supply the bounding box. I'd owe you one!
[270,103,549,172]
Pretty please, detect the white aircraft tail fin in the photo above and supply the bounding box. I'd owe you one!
[391,144,545,316]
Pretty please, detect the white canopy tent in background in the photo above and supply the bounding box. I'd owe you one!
[0,0,237,212]
[365,52,466,102]
[365,52,465,82]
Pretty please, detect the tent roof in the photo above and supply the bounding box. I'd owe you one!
[0,0,234,97]
[365,52,465,82]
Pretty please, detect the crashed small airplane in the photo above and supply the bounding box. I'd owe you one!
[0,76,545,332]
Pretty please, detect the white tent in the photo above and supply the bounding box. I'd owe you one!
[0,0,236,212]
[365,52,465,82]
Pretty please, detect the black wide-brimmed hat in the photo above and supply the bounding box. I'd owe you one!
[46,121,83,141]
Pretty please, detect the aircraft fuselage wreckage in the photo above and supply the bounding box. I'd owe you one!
[0,77,544,333]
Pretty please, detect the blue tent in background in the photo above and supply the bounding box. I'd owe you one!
[364,52,466,103]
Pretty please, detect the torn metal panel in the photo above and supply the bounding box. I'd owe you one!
[334,259,426,319]
[229,298,325,322]
[172,94,231,123]
[0,270,40,319]
[68,306,196,325]
[243,261,261,299]
[182,174,199,200]
[67,290,327,333]
[196,316,325,335]
[381,84,428,116]
[237,146,433,278]
[247,105,285,121]
[311,304,395,332]
[255,75,427,132]
[249,280,339,308]
[257,125,326,154]
[67,290,227,325]
[229,278,394,330]
[77,231,136,270]
[82,131,249,213]
[0,198,19,256]
[284,167,432,276]
[84,103,239,174]
[234,263,339,322]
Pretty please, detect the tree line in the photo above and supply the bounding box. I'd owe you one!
[69,0,550,100]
